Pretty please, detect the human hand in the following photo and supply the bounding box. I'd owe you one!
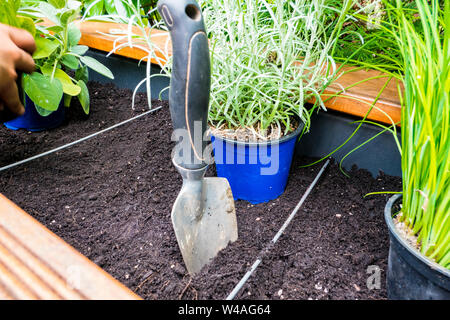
[0,23,36,116]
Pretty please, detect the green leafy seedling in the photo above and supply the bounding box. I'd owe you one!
[12,0,114,115]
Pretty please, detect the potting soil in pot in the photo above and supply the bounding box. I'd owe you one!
[0,81,401,300]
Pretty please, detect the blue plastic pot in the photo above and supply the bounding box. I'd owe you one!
[211,123,304,204]
[4,95,65,132]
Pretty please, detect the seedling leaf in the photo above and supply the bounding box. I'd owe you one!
[80,56,114,79]
[23,72,63,111]
[77,80,90,114]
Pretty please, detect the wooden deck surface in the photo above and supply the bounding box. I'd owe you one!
[0,194,140,300]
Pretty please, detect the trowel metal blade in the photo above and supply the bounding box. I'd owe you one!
[171,177,238,275]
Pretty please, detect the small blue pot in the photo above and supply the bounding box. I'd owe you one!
[211,123,304,204]
[4,95,65,132]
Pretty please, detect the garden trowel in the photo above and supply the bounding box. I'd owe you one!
[157,0,238,275]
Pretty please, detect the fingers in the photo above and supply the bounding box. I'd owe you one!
[0,24,36,73]
[14,49,35,74]
[7,26,36,73]
[0,80,25,116]
[8,26,36,55]
[0,24,33,115]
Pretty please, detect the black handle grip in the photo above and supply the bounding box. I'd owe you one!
[157,0,210,170]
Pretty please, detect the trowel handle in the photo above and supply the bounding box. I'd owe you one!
[157,0,210,170]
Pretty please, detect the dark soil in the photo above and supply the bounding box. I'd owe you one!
[0,82,401,300]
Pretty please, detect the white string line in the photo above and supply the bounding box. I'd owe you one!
[226,159,331,300]
[0,106,163,172]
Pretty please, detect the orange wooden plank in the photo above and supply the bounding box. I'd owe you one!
[75,21,171,64]
[321,65,402,125]
[0,194,140,300]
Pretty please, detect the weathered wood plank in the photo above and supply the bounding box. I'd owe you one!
[0,194,140,300]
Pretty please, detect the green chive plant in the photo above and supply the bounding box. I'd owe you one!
[391,0,449,268]
[342,0,449,268]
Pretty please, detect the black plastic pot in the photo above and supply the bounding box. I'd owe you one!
[385,194,450,300]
